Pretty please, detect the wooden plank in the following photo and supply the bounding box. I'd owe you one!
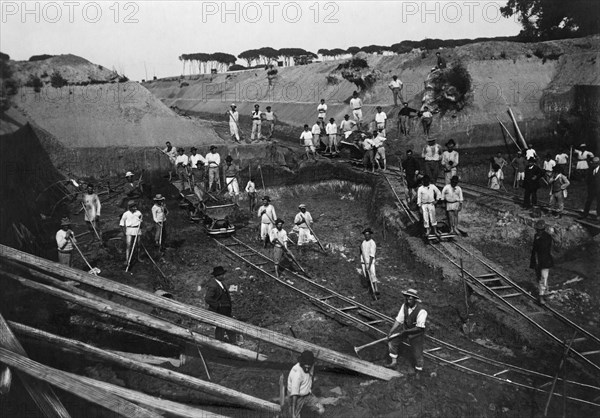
[0,314,71,418]
[0,269,266,363]
[0,347,162,418]
[10,321,279,414]
[0,245,401,381]
[61,371,228,418]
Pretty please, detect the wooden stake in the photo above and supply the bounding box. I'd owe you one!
[544,333,577,416]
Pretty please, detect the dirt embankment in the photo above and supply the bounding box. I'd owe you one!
[145,36,600,150]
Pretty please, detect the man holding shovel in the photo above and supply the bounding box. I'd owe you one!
[120,200,143,266]
[258,196,277,247]
[56,217,76,266]
[360,228,379,296]
[82,184,102,242]
[386,289,428,376]
[294,204,317,248]
[151,194,168,248]
[270,219,289,278]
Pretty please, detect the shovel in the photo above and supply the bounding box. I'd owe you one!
[70,238,100,275]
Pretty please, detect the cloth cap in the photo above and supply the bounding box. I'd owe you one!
[191,147,197,151]
[427,137,435,142]
[60,217,72,226]
[362,227,373,234]
[153,194,165,201]
[534,220,546,230]
[446,139,456,146]
[262,196,271,202]
[127,200,137,207]
[402,288,422,302]
[210,145,217,150]
[125,171,134,177]
[376,106,382,109]
[225,155,233,162]
[298,204,307,209]
[299,350,315,365]
[211,266,226,277]
[231,103,236,107]
[580,143,587,147]
[275,219,284,225]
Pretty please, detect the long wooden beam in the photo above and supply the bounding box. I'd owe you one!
[0,268,266,363]
[507,107,528,149]
[0,314,71,418]
[61,371,229,418]
[0,347,162,418]
[0,245,401,381]
[9,321,280,414]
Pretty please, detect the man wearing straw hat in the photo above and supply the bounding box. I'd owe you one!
[82,184,102,242]
[258,196,277,247]
[294,204,317,248]
[56,217,76,266]
[530,220,554,305]
[386,288,428,375]
[204,266,235,342]
[270,219,288,278]
[120,200,143,265]
[360,228,379,295]
[151,194,168,248]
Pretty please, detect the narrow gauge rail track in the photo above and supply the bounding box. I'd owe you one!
[213,235,600,407]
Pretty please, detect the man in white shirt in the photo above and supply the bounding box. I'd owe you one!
[325,118,338,154]
[317,99,327,121]
[441,176,463,235]
[542,153,556,177]
[189,147,206,189]
[205,146,221,192]
[287,351,324,417]
[263,106,277,139]
[349,91,363,128]
[575,144,594,179]
[339,114,357,139]
[311,120,322,149]
[441,139,459,184]
[163,141,177,181]
[245,178,257,213]
[554,149,569,175]
[388,75,403,106]
[417,175,441,236]
[422,138,442,185]
[386,288,427,375]
[82,184,102,242]
[300,124,317,161]
[372,129,387,171]
[294,204,317,247]
[250,104,262,141]
[360,228,379,296]
[56,217,76,266]
[270,219,288,278]
[374,106,387,137]
[175,148,190,191]
[362,134,376,173]
[525,144,538,161]
[258,196,277,246]
[226,104,241,142]
[224,156,240,205]
[119,200,143,265]
[151,194,168,248]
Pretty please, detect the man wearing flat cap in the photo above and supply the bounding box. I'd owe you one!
[270,219,288,278]
[530,220,554,305]
[119,200,143,265]
[422,136,441,185]
[294,204,317,247]
[56,217,76,266]
[151,194,168,248]
[287,350,324,417]
[258,196,277,246]
[360,228,379,295]
[204,266,235,342]
[387,288,428,375]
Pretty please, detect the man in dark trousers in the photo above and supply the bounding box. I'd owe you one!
[582,157,600,220]
[386,288,427,376]
[530,220,554,305]
[523,158,544,208]
[204,266,235,342]
[402,150,420,202]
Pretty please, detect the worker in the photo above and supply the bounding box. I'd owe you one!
[574,144,594,180]
[402,150,420,202]
[530,220,553,305]
[119,200,143,265]
[82,184,102,242]
[163,141,177,181]
[350,91,363,129]
[175,147,190,191]
[434,51,447,70]
[388,75,403,106]
[398,102,417,137]
[294,204,317,248]
[581,157,600,220]
[488,163,504,190]
[417,175,441,236]
[523,158,544,208]
[250,104,262,141]
[548,165,570,219]
[270,219,288,278]
[263,106,277,139]
[339,114,357,140]
[360,228,379,296]
[310,120,322,149]
[151,194,168,248]
[374,106,387,137]
[189,147,206,189]
[245,177,257,213]
[386,288,428,376]
[287,350,324,418]
[325,118,338,154]
[511,151,527,188]
[441,176,463,235]
[226,104,241,142]
[317,98,327,122]
[362,133,376,173]
[420,106,433,137]
[205,146,221,192]
[542,153,556,178]
[56,217,76,266]
[554,148,569,175]
[525,144,538,162]
[204,266,235,342]
[300,124,318,161]
[373,129,387,171]
[258,196,277,247]
[422,137,441,185]
[121,171,144,208]
[224,156,240,205]
[441,139,459,184]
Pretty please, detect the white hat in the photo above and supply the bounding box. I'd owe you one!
[125,171,134,177]
[580,143,587,147]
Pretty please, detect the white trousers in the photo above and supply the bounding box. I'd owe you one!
[421,203,437,228]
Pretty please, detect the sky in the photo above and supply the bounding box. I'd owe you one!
[1,1,523,81]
